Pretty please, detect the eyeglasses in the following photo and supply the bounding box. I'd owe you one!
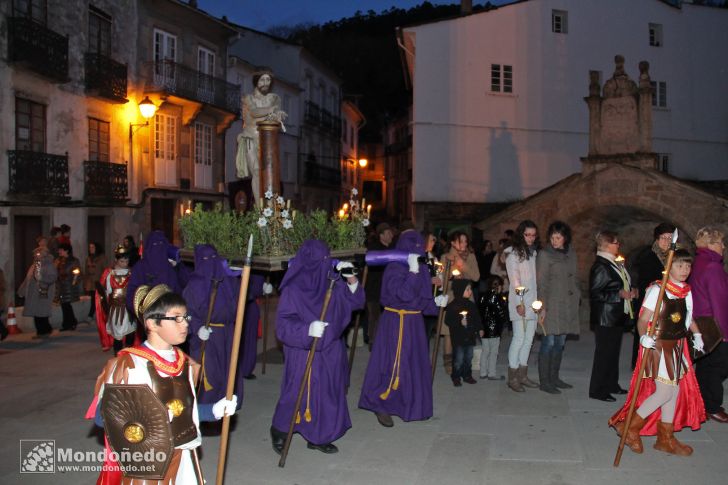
[152,314,191,323]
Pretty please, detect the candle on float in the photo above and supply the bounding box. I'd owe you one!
[343,202,349,211]
[286,199,291,210]
[361,198,366,209]
[367,204,372,218]
[338,209,345,219]
[292,210,297,221]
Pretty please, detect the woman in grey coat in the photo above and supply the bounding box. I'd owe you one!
[535,221,580,394]
[18,247,57,337]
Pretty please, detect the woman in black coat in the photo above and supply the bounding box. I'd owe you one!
[588,230,638,402]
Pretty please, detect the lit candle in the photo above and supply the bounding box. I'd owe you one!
[452,269,461,277]
[361,197,366,208]
[338,209,345,219]
[367,204,372,218]
[531,300,543,312]
[292,210,297,221]
[343,202,349,211]
[615,255,625,263]
[286,199,290,210]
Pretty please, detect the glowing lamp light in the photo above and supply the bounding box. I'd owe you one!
[459,311,468,316]
[451,269,461,277]
[615,255,625,263]
[72,268,81,275]
[531,300,543,312]
[138,96,157,119]
[358,158,368,168]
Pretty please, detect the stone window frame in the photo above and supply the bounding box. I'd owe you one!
[551,9,568,34]
[88,117,110,162]
[15,97,46,152]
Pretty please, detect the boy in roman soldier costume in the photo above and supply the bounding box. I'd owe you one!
[86,284,237,484]
[96,245,135,354]
[609,249,706,456]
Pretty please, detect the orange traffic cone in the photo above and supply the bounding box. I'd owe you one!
[6,305,21,334]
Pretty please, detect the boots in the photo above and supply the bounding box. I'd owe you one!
[614,413,646,454]
[551,350,573,389]
[507,367,524,392]
[654,421,693,456]
[518,365,539,388]
[538,352,560,394]
[443,353,453,375]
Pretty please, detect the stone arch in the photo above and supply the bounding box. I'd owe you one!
[476,164,728,285]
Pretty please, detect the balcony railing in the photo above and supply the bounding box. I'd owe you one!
[8,150,69,200]
[7,17,68,83]
[145,60,239,114]
[304,101,321,125]
[83,160,128,202]
[304,161,341,187]
[85,53,128,102]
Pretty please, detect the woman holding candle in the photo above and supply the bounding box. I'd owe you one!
[535,221,580,394]
[56,242,82,331]
[505,220,540,392]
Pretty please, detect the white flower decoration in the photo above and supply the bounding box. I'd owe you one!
[276,196,285,205]
[263,207,273,217]
[264,189,273,199]
[257,217,268,227]
[282,219,293,230]
[281,209,290,219]
[349,200,355,208]
[351,188,358,196]
[362,218,370,227]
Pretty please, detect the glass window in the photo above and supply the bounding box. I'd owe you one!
[552,10,568,34]
[15,98,45,152]
[88,118,110,162]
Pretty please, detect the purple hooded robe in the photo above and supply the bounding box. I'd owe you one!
[241,274,264,378]
[271,240,365,445]
[358,230,438,421]
[126,231,183,313]
[183,245,243,405]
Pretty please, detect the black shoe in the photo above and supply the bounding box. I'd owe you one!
[463,376,477,385]
[613,387,628,395]
[375,412,394,427]
[306,442,339,454]
[270,426,286,455]
[243,374,257,380]
[60,325,77,332]
[452,378,462,387]
[590,394,616,402]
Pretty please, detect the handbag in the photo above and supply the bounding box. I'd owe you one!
[689,316,723,361]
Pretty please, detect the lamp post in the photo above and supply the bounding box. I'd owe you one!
[128,96,157,202]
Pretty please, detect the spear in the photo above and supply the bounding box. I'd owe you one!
[347,265,369,382]
[614,229,678,467]
[215,234,253,485]
[194,277,222,395]
[431,259,452,381]
[278,274,338,468]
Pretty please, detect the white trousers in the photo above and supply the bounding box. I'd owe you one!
[508,319,536,368]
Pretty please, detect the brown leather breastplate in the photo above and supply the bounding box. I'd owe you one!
[146,361,197,446]
[655,297,688,341]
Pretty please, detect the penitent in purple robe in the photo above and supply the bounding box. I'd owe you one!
[241,274,264,377]
[358,230,438,421]
[271,240,365,445]
[126,231,183,313]
[183,244,244,406]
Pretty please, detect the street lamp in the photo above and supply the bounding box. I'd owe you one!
[358,158,368,168]
[129,96,158,202]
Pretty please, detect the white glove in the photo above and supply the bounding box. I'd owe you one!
[640,334,656,349]
[693,333,704,353]
[434,294,449,308]
[263,282,274,295]
[407,254,420,274]
[336,261,354,271]
[308,320,328,338]
[167,258,178,267]
[212,395,238,420]
[197,326,212,341]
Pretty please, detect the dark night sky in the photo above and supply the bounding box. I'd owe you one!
[197,1,460,32]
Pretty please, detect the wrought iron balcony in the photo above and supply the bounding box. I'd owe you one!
[83,160,128,203]
[7,17,69,83]
[8,150,69,201]
[85,53,128,103]
[304,101,321,125]
[304,161,341,187]
[145,60,239,114]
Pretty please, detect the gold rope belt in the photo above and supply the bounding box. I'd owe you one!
[201,323,225,392]
[379,307,421,400]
